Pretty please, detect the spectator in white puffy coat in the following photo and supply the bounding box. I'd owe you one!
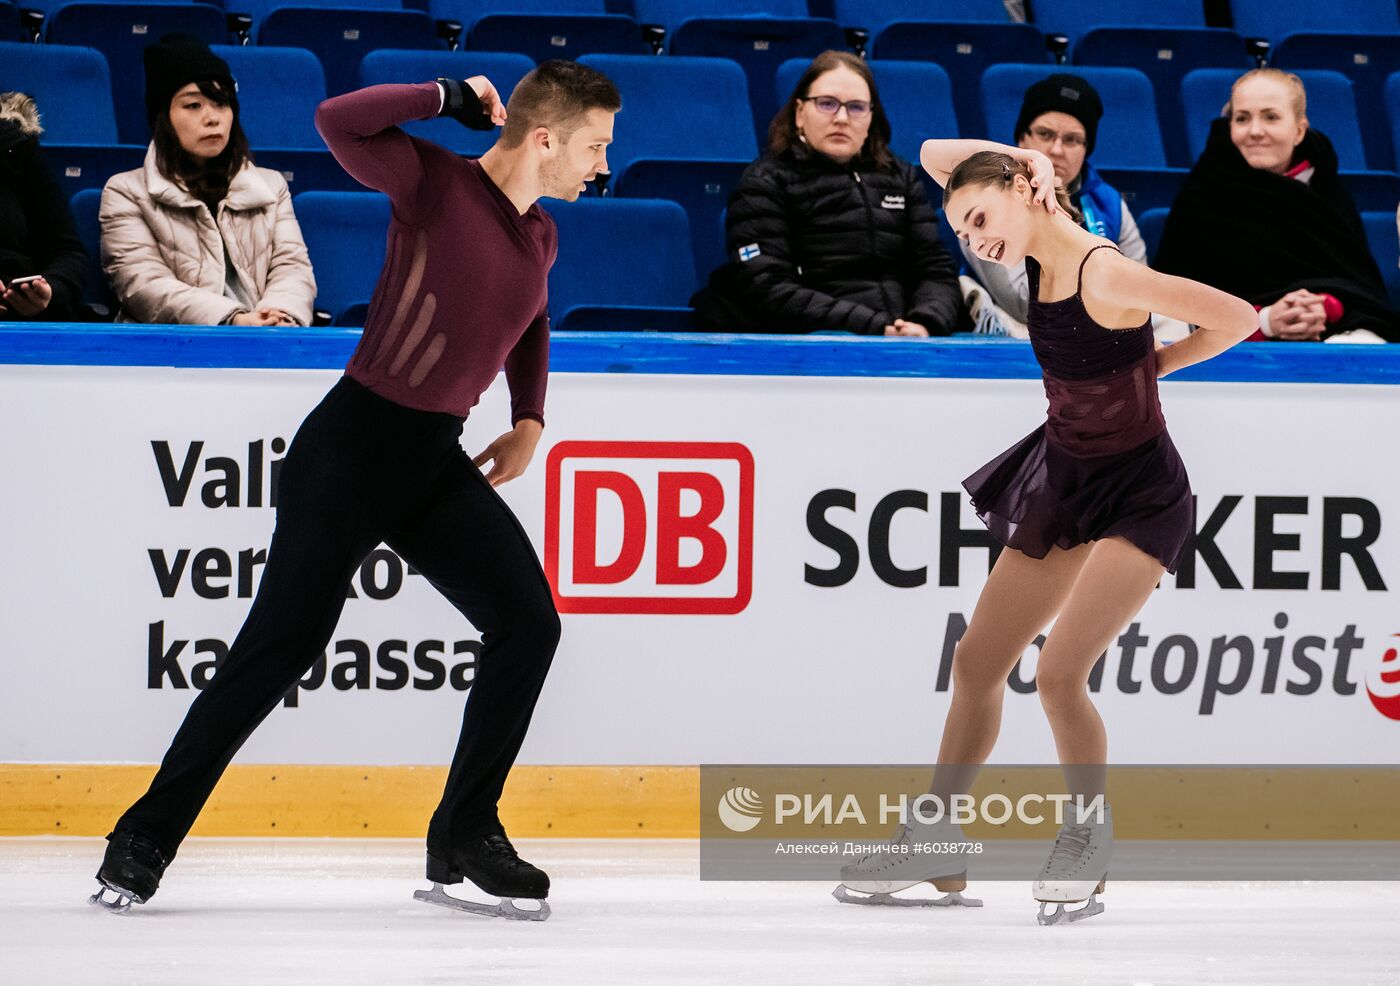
[101,34,315,327]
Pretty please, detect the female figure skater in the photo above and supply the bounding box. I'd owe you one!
[836,140,1257,924]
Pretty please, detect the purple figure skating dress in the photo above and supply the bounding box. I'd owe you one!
[963,244,1193,572]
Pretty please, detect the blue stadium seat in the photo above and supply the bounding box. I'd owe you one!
[1229,0,1400,42]
[774,57,958,166]
[1073,27,1250,168]
[69,187,116,315]
[982,64,1166,168]
[45,144,146,201]
[0,42,119,144]
[258,7,442,97]
[631,0,808,33]
[1181,68,1366,171]
[335,301,370,326]
[664,16,845,138]
[20,0,218,19]
[46,2,228,144]
[1031,0,1205,45]
[428,0,605,33]
[870,23,1048,138]
[614,159,748,282]
[1385,72,1400,171]
[830,0,1009,35]
[1096,167,1188,216]
[292,190,391,321]
[359,50,534,157]
[231,0,402,25]
[578,54,755,282]
[211,46,326,150]
[0,2,23,41]
[1137,206,1169,264]
[1361,211,1400,308]
[1341,170,1400,212]
[463,13,647,62]
[540,198,696,330]
[253,148,369,192]
[1272,33,1400,171]
[575,55,758,181]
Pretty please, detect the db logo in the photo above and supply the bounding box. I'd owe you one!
[544,441,755,614]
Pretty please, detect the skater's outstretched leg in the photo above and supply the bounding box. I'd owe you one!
[94,383,394,908]
[1031,536,1164,924]
[386,448,559,920]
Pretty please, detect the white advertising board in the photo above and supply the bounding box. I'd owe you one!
[2,365,1396,765]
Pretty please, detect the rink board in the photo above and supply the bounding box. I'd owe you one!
[1,328,1398,836]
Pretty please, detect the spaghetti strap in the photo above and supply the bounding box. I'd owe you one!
[1075,243,1121,295]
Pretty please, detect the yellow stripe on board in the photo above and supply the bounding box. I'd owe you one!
[1,765,1396,839]
[0,765,699,839]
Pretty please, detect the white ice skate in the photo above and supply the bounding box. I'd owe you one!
[833,817,982,908]
[1032,804,1112,926]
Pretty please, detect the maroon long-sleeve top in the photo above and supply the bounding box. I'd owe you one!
[314,82,555,425]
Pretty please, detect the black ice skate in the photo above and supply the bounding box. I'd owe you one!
[89,830,169,913]
[414,832,551,921]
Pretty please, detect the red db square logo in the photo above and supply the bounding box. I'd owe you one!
[544,441,755,614]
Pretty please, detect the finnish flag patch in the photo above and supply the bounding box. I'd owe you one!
[738,243,761,262]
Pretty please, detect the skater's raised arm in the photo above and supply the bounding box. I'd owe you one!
[1080,250,1259,376]
[920,139,1058,210]
[315,78,505,222]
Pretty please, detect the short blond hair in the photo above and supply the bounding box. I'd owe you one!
[1224,68,1307,121]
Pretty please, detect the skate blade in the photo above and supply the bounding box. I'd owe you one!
[1037,894,1104,926]
[88,885,137,913]
[832,884,983,908]
[413,882,551,922]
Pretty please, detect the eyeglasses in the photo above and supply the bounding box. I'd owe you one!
[1027,125,1086,149]
[799,95,873,119]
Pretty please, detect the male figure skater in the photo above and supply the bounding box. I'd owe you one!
[91,59,620,922]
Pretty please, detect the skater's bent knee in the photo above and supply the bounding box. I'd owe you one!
[511,592,561,654]
[1035,665,1091,712]
[950,642,1012,695]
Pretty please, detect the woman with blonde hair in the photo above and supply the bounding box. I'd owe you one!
[1155,68,1398,342]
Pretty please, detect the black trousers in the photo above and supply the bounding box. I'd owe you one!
[117,377,561,859]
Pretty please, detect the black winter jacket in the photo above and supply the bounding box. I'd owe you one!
[0,92,87,322]
[691,143,964,335]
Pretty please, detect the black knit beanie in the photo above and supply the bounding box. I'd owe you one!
[143,33,238,130]
[1014,73,1103,157]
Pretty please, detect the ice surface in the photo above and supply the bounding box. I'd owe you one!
[1,837,1393,986]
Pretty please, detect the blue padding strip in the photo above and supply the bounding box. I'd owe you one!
[1,325,1398,384]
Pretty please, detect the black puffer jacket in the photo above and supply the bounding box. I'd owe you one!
[0,92,87,322]
[692,142,963,335]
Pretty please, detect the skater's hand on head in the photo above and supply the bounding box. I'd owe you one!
[466,76,508,127]
[1025,150,1058,214]
[474,419,543,487]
